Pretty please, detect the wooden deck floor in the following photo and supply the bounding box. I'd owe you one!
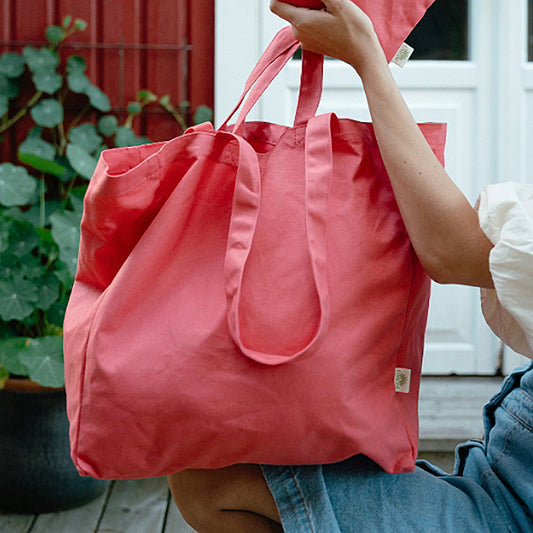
[0,377,504,533]
[1,477,195,533]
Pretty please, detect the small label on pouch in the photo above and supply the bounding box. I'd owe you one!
[392,43,414,68]
[395,368,412,393]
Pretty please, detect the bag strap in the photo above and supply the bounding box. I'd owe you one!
[224,114,335,366]
[220,27,324,133]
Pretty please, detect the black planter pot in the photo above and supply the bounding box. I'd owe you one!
[0,384,108,514]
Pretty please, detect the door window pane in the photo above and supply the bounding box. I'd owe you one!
[407,0,470,60]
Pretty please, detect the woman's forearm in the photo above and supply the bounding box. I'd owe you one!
[270,0,495,288]
[358,61,494,288]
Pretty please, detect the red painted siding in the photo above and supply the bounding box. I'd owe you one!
[1,0,214,157]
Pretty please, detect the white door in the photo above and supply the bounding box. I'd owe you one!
[215,0,531,375]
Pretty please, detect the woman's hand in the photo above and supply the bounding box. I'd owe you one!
[269,0,386,77]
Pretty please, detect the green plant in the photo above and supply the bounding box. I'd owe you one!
[0,16,212,388]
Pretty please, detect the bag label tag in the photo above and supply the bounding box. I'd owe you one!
[395,368,412,393]
[392,43,415,68]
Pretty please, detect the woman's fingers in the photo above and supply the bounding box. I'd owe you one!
[270,0,381,70]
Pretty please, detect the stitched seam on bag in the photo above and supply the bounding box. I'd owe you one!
[73,284,111,476]
[97,134,241,197]
[97,153,239,197]
[392,246,422,463]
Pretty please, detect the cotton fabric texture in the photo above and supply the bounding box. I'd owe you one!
[63,27,446,480]
[263,183,533,533]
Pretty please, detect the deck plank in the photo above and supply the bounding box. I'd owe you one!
[164,495,196,533]
[29,483,111,533]
[0,513,35,533]
[97,477,168,533]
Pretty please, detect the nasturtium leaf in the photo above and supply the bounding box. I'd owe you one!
[0,207,23,223]
[19,336,64,388]
[0,337,31,376]
[18,153,67,177]
[66,55,86,74]
[0,322,13,340]
[45,26,65,45]
[19,136,56,161]
[62,15,73,28]
[32,68,62,94]
[85,84,111,112]
[69,194,84,217]
[0,74,18,101]
[66,143,97,179]
[194,105,213,125]
[0,163,38,207]
[127,102,142,115]
[0,277,39,321]
[50,209,81,276]
[0,73,9,96]
[69,123,102,154]
[50,209,81,249]
[5,76,20,99]
[27,125,44,139]
[137,89,157,102]
[159,94,171,109]
[67,70,90,93]
[19,253,44,280]
[53,155,77,183]
[53,264,74,290]
[7,220,39,257]
[36,273,60,311]
[74,18,88,31]
[36,226,59,257]
[46,302,66,329]
[0,220,11,252]
[0,52,25,78]
[0,253,17,277]
[5,202,58,228]
[30,98,64,127]
[22,46,59,73]
[115,126,150,148]
[98,115,118,136]
[0,96,7,117]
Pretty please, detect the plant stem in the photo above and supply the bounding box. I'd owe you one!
[167,107,188,133]
[0,91,43,134]
[62,175,77,208]
[39,175,46,228]
[65,102,90,143]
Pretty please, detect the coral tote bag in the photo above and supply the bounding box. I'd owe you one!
[64,26,446,479]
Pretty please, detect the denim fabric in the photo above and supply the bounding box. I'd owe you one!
[262,363,533,533]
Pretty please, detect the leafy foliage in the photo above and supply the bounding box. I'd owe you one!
[0,15,212,387]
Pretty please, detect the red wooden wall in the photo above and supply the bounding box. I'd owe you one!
[1,0,214,150]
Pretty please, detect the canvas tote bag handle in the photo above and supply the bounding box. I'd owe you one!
[225,114,334,366]
[224,33,332,365]
[220,27,324,133]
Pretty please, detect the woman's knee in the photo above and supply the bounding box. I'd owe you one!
[167,465,281,531]
[167,469,217,530]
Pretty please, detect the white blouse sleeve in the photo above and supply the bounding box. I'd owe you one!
[476,182,533,358]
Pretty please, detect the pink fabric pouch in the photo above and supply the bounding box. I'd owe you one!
[283,0,436,61]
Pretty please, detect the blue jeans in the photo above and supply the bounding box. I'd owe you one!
[262,363,533,533]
